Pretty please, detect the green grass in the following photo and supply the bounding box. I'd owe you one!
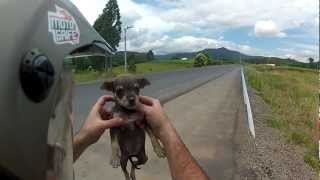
[74,71,115,83]
[245,64,319,171]
[304,148,320,171]
[113,60,194,74]
[267,117,288,129]
[74,60,194,83]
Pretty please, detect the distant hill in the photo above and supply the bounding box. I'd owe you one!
[155,47,251,60]
[201,47,252,60]
[110,47,311,68]
[155,47,308,66]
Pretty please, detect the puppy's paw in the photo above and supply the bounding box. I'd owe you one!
[154,146,166,158]
[110,158,120,168]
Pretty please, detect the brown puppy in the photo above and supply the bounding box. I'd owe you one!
[101,74,165,180]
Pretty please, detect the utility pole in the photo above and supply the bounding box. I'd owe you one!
[124,25,133,72]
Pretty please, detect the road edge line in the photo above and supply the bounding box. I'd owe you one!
[241,67,255,139]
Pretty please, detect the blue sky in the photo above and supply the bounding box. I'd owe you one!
[71,0,319,62]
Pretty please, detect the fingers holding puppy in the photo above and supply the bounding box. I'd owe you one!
[137,96,171,137]
[80,95,124,145]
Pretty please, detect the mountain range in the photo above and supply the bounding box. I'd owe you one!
[155,47,308,66]
[114,47,309,66]
[156,47,251,60]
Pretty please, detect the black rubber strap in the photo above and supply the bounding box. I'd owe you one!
[128,155,141,170]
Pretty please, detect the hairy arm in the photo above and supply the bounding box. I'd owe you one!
[160,123,209,180]
[73,95,123,162]
[73,131,89,161]
[138,96,209,180]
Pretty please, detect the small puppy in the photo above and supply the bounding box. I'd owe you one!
[101,74,165,180]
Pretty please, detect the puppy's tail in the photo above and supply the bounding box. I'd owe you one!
[128,155,141,170]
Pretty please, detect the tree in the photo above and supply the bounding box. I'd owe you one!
[146,50,154,61]
[128,54,136,73]
[171,55,179,60]
[202,52,210,60]
[94,0,122,50]
[308,57,314,64]
[193,53,210,67]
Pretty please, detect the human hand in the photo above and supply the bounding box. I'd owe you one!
[137,96,171,137]
[78,95,124,145]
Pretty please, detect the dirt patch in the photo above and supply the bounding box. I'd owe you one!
[235,87,318,180]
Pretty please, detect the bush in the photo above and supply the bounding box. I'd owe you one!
[128,54,137,73]
[128,62,136,73]
[194,53,211,67]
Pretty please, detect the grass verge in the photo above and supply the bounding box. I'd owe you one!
[74,60,194,83]
[245,64,319,171]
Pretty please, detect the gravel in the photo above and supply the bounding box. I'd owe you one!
[235,87,318,180]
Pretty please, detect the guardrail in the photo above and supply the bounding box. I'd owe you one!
[318,68,320,160]
[241,67,255,139]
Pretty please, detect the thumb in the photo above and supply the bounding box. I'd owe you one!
[101,117,124,129]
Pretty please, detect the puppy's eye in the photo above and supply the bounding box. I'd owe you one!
[116,88,124,98]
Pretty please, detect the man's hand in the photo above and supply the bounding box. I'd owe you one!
[137,96,171,138]
[80,95,124,144]
[137,96,209,180]
[73,95,124,161]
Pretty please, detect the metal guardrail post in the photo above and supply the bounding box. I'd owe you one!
[241,67,255,139]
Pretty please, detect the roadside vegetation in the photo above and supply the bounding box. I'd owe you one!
[73,52,234,83]
[245,65,319,171]
[193,53,211,67]
[73,60,194,83]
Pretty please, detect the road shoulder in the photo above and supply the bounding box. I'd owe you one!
[235,87,317,179]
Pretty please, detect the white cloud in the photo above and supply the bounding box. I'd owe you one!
[71,0,105,24]
[254,20,286,38]
[120,35,262,56]
[134,16,175,33]
[72,0,318,33]
[277,44,319,62]
[70,0,318,59]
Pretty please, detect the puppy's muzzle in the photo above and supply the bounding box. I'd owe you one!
[128,96,136,106]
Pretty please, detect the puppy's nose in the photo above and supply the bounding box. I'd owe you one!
[128,96,135,105]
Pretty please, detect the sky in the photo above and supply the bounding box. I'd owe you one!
[70,0,319,62]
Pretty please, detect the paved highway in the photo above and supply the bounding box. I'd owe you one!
[73,65,237,132]
[74,65,245,180]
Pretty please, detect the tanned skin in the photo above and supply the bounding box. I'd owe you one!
[73,95,209,180]
[137,96,209,180]
[73,96,124,161]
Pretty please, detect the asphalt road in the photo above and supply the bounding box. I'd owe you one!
[73,65,237,132]
[74,65,245,180]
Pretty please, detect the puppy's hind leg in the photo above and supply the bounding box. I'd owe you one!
[145,125,166,158]
[121,157,130,180]
[110,128,121,168]
[130,164,136,180]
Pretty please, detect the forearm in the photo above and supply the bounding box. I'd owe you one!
[159,123,209,180]
[73,131,90,162]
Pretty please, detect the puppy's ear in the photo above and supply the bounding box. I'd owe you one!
[100,79,114,91]
[137,76,150,88]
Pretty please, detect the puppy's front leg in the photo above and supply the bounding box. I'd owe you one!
[145,125,166,158]
[110,128,121,168]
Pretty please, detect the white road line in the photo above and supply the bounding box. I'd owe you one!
[241,67,255,139]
